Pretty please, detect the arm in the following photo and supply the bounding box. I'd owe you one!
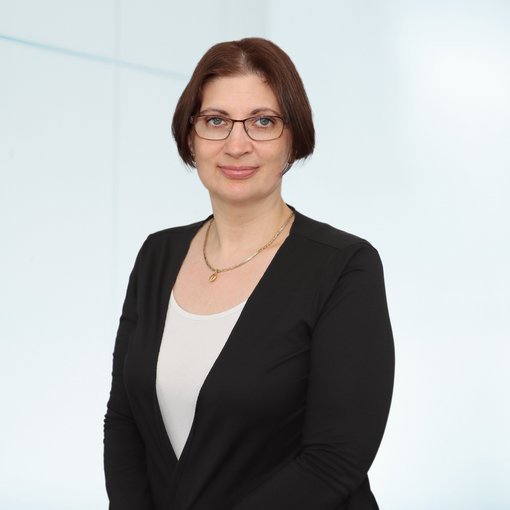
[103,240,154,510]
[233,244,395,509]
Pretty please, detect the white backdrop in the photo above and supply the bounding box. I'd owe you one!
[1,1,509,509]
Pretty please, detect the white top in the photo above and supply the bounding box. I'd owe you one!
[156,291,246,459]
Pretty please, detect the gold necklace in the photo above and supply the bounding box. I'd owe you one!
[203,211,295,282]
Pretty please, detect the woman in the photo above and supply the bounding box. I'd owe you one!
[104,38,394,510]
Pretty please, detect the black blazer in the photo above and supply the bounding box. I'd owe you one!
[104,209,394,510]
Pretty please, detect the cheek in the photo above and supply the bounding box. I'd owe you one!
[277,142,292,165]
[194,141,217,163]
[264,143,290,172]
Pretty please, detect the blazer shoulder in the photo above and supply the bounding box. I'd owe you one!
[150,219,205,238]
[144,217,210,247]
[131,217,210,268]
[292,210,374,254]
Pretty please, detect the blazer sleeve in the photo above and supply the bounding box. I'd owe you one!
[103,240,154,510]
[232,244,395,510]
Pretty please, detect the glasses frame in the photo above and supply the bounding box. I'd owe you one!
[190,114,286,141]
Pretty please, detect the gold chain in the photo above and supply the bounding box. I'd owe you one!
[203,211,295,282]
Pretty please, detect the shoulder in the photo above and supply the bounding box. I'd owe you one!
[146,217,208,245]
[132,216,210,267]
[291,210,375,255]
[290,210,384,277]
[290,210,387,296]
[143,216,211,250]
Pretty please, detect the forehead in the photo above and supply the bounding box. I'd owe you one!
[200,73,281,114]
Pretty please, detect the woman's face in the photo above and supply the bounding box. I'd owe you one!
[191,73,292,207]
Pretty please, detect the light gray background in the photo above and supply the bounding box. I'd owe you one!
[1,1,509,509]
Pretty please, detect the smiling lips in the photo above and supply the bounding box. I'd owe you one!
[218,166,258,179]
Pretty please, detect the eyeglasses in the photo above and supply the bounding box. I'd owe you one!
[190,114,286,141]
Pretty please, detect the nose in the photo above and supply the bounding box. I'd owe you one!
[223,121,252,157]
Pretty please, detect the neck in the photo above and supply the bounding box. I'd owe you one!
[207,197,293,258]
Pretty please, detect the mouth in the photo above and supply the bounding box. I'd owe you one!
[218,165,258,179]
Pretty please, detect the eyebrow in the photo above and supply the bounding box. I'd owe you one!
[199,107,282,117]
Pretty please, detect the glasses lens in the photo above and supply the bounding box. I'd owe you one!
[193,116,231,140]
[245,116,284,141]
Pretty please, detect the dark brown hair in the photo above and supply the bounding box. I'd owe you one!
[172,37,315,168]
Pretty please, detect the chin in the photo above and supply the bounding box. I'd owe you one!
[210,185,279,206]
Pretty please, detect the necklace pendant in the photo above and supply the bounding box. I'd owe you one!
[208,271,218,283]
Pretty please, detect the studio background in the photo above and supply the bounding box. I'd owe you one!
[1,1,509,509]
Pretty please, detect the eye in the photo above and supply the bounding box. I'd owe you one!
[205,116,228,127]
[254,116,275,128]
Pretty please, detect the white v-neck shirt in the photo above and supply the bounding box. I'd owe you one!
[156,291,246,459]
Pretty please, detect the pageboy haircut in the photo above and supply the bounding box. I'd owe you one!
[172,37,315,168]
